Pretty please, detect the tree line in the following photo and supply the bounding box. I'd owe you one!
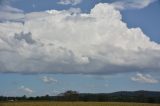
[0,90,160,103]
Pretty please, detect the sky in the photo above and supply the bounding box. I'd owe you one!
[0,0,160,96]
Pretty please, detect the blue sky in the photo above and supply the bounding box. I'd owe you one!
[0,0,160,96]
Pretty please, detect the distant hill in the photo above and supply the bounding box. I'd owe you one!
[54,90,160,103]
[109,90,160,97]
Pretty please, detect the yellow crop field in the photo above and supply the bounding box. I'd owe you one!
[0,102,159,106]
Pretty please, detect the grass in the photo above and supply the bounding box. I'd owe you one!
[0,102,160,106]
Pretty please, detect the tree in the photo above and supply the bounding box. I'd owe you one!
[22,95,27,100]
[63,90,79,96]
[61,90,79,101]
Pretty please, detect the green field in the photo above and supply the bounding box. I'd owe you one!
[0,102,159,106]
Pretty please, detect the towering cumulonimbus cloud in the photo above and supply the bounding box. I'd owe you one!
[0,3,160,74]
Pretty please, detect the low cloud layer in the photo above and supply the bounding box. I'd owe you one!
[131,73,159,84]
[0,3,160,74]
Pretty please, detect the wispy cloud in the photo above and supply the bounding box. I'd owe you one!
[131,73,159,84]
[19,86,34,94]
[112,0,157,10]
[41,76,58,84]
[104,84,109,87]
[58,0,82,5]
[0,0,24,22]
[0,0,10,5]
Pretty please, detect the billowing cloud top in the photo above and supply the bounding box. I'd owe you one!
[0,3,160,74]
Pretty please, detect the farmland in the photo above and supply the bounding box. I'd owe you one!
[0,102,159,106]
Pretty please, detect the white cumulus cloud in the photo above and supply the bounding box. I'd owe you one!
[58,0,82,5]
[131,73,159,84]
[112,0,157,10]
[41,76,58,84]
[0,3,160,74]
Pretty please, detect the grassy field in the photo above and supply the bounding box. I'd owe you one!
[0,102,159,106]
